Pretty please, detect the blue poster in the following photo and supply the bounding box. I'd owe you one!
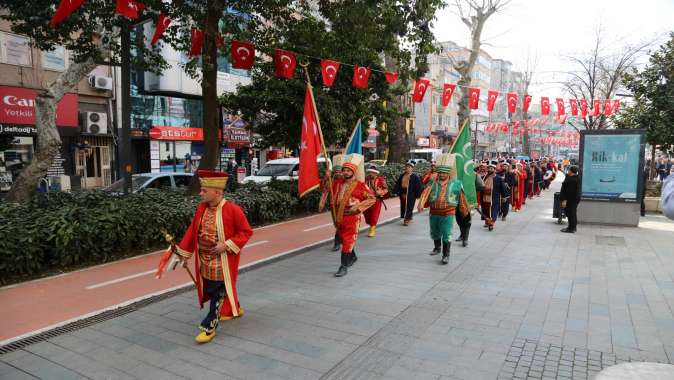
[581,134,641,201]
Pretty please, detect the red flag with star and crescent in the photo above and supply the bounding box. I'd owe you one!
[569,99,578,116]
[51,0,86,27]
[507,92,517,113]
[231,40,255,69]
[385,72,399,85]
[298,86,323,197]
[352,65,371,89]
[487,90,499,112]
[442,84,456,106]
[321,60,340,87]
[412,78,431,103]
[189,28,203,57]
[556,98,565,116]
[523,95,532,112]
[468,87,480,109]
[275,49,297,79]
[603,99,613,116]
[580,99,588,118]
[613,99,620,113]
[116,0,145,19]
[151,14,171,45]
[541,97,551,115]
[592,99,601,116]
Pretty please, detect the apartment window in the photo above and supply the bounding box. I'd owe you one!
[0,32,32,66]
[42,46,67,71]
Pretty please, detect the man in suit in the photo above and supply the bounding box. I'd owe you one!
[560,166,581,233]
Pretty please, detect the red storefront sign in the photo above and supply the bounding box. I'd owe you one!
[224,127,250,146]
[0,86,78,127]
[149,126,222,141]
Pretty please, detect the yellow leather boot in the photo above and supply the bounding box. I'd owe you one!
[368,226,376,237]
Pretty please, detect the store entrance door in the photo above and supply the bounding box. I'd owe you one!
[76,145,111,188]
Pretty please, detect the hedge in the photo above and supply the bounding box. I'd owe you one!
[0,164,421,282]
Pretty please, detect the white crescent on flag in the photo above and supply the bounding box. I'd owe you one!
[464,159,474,176]
[326,65,337,77]
[237,47,250,60]
[281,55,292,67]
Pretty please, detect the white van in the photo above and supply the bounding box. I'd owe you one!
[242,157,327,184]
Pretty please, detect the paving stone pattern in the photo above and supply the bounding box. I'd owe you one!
[2,180,674,380]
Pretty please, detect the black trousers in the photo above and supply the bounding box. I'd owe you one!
[200,278,225,333]
[566,201,579,231]
[455,209,471,240]
[500,198,510,218]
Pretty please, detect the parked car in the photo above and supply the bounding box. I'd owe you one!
[243,157,327,185]
[105,173,193,193]
[367,159,387,167]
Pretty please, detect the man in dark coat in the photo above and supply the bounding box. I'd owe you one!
[560,166,581,233]
[394,161,423,226]
[501,163,517,221]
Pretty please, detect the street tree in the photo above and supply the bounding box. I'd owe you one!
[562,26,650,130]
[449,0,511,129]
[613,33,674,178]
[220,0,443,163]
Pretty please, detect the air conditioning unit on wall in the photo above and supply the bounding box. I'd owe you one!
[88,75,113,91]
[83,112,108,134]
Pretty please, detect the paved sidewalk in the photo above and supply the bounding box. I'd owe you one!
[2,179,674,380]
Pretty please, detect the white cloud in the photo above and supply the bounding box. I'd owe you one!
[432,0,674,96]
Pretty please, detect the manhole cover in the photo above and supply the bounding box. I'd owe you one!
[595,235,626,246]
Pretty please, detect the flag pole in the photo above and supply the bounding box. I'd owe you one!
[449,119,471,152]
[300,62,336,227]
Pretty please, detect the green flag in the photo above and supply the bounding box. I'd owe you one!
[450,120,477,207]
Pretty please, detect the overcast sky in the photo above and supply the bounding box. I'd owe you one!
[432,0,674,97]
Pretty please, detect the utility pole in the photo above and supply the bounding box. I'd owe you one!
[120,20,132,194]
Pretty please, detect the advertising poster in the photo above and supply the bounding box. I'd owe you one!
[579,130,644,202]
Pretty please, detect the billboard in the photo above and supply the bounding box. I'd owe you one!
[578,129,645,202]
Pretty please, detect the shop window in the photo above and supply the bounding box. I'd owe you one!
[42,46,67,71]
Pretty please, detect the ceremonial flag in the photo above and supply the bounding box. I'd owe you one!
[442,84,456,106]
[151,14,171,45]
[385,72,399,85]
[352,65,371,89]
[603,99,613,116]
[412,78,430,103]
[507,92,517,113]
[343,119,363,155]
[231,40,255,69]
[50,0,85,27]
[450,120,477,207]
[487,90,499,112]
[468,87,480,109]
[613,99,620,113]
[580,99,588,118]
[592,99,601,116]
[298,86,323,197]
[321,60,340,87]
[274,49,297,79]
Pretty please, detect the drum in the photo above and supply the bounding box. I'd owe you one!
[544,170,554,181]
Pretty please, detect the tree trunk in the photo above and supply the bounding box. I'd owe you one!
[650,144,657,180]
[5,57,98,202]
[522,112,531,155]
[456,18,485,129]
[387,94,410,164]
[189,0,225,194]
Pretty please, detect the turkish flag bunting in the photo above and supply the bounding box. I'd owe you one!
[580,99,588,118]
[592,99,601,116]
[613,99,620,113]
[556,98,565,116]
[352,65,371,89]
[441,84,456,106]
[151,14,171,45]
[215,35,225,48]
[412,78,431,103]
[298,86,323,197]
[51,0,85,27]
[115,0,145,20]
[385,72,399,85]
[231,40,255,69]
[541,97,550,115]
[523,95,532,112]
[506,92,517,113]
[569,99,578,116]
[274,49,297,79]
[603,99,613,116]
[189,28,203,57]
[468,87,480,109]
[487,90,499,112]
[320,60,340,87]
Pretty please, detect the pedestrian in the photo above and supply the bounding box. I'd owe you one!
[657,158,669,182]
[363,164,389,238]
[319,154,345,251]
[559,165,581,233]
[534,162,543,196]
[515,162,526,211]
[418,154,470,264]
[332,154,376,277]
[394,161,423,226]
[174,170,253,344]
[661,174,674,220]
